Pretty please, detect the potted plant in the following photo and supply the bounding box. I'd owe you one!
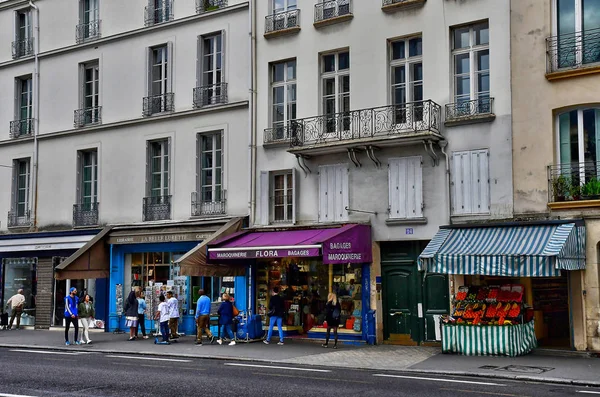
[551,175,570,202]
[570,182,582,201]
[582,177,600,200]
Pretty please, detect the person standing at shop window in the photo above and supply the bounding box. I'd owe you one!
[154,294,170,345]
[78,294,95,344]
[5,289,25,330]
[166,291,180,339]
[124,288,139,341]
[64,287,80,346]
[263,287,285,346]
[322,293,341,349]
[216,293,236,346]
[136,291,148,340]
[195,289,214,345]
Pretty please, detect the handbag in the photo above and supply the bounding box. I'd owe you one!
[233,305,240,317]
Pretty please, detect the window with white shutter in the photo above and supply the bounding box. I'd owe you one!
[318,164,349,223]
[388,156,423,219]
[452,149,490,215]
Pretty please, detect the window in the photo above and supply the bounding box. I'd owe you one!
[318,164,349,222]
[199,133,223,203]
[77,62,100,125]
[12,158,31,218]
[321,51,350,134]
[390,36,423,123]
[145,43,173,115]
[267,0,298,33]
[12,76,33,137]
[13,9,32,58]
[451,22,489,109]
[78,0,100,42]
[258,169,296,225]
[78,149,98,208]
[197,32,226,106]
[388,157,423,219]
[148,0,172,25]
[152,45,168,96]
[147,139,170,197]
[558,108,600,167]
[273,0,296,12]
[271,60,297,139]
[452,149,490,215]
[555,0,600,67]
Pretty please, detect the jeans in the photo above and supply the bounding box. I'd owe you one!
[137,314,146,337]
[65,316,79,343]
[159,320,170,342]
[220,323,234,340]
[266,316,283,342]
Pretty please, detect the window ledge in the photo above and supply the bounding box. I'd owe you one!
[445,113,495,127]
[313,14,353,28]
[548,199,600,210]
[263,140,290,148]
[385,217,427,226]
[264,27,301,39]
[546,64,600,81]
[382,0,426,13]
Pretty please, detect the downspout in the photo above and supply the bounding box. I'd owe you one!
[248,0,257,225]
[439,140,451,224]
[29,0,39,230]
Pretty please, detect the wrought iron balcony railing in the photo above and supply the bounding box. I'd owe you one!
[315,0,352,23]
[143,93,174,116]
[196,0,227,13]
[12,38,33,59]
[8,210,32,228]
[546,27,600,73]
[74,107,102,128]
[73,202,99,227]
[548,161,600,202]
[143,195,172,221]
[76,20,101,43]
[264,123,301,144]
[445,97,494,121]
[265,9,301,34]
[144,2,174,26]
[193,83,227,108]
[382,0,422,6]
[191,192,226,217]
[281,100,441,148]
[10,119,34,138]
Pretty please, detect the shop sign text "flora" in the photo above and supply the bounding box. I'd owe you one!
[209,248,321,260]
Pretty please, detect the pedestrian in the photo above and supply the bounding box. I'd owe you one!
[124,288,139,341]
[136,291,148,340]
[166,291,180,339]
[263,287,285,346]
[322,292,341,349]
[4,289,25,330]
[78,294,95,344]
[64,287,80,346]
[216,293,235,346]
[195,289,214,345]
[154,294,170,345]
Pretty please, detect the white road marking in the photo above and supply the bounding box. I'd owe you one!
[577,391,600,395]
[9,349,89,356]
[225,363,331,372]
[106,355,191,362]
[373,374,505,386]
[0,393,39,397]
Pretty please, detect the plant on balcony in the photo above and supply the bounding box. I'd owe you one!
[551,175,571,202]
[202,0,219,11]
[582,177,600,200]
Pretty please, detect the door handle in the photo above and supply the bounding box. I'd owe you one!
[390,311,403,316]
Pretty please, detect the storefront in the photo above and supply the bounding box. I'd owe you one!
[418,221,586,356]
[207,224,374,343]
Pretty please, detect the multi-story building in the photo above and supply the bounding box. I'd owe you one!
[0,0,250,332]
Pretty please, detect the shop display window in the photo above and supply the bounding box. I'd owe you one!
[192,276,234,304]
[2,257,37,326]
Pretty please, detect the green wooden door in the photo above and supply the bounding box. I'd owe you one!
[423,273,449,341]
[382,264,421,343]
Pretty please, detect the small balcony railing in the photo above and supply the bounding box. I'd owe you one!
[546,27,600,73]
[10,119,34,138]
[548,161,600,202]
[315,0,352,24]
[191,192,226,217]
[285,100,441,148]
[265,9,301,34]
[193,83,227,108]
[143,195,172,221]
[264,123,300,144]
[196,0,227,13]
[74,107,102,127]
[8,210,32,228]
[73,202,99,227]
[76,20,101,43]
[12,38,33,59]
[445,97,494,121]
[144,2,174,26]
[143,93,174,116]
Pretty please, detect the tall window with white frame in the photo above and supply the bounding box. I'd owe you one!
[12,76,33,137]
[145,139,170,221]
[76,62,100,126]
[451,22,490,116]
[198,33,225,107]
[270,60,296,141]
[321,51,350,134]
[390,36,423,124]
[78,0,100,42]
[555,0,600,68]
[272,171,293,223]
[197,132,225,216]
[13,9,32,58]
[270,0,298,31]
[148,0,172,24]
[75,149,99,226]
[145,44,173,115]
[9,158,31,227]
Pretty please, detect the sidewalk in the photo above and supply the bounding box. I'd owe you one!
[1,329,599,387]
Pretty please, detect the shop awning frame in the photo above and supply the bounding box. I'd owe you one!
[54,227,112,280]
[418,223,586,277]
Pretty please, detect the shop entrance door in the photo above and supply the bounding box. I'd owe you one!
[383,264,420,344]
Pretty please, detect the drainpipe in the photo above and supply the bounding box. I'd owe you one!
[29,0,39,229]
[439,140,451,224]
[247,0,257,225]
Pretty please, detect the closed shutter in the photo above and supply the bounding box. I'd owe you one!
[220,30,226,84]
[145,47,152,97]
[319,164,349,222]
[14,78,19,121]
[452,150,489,215]
[338,166,349,221]
[473,149,490,213]
[558,113,571,165]
[11,159,17,211]
[258,171,269,225]
[196,36,202,87]
[166,137,171,195]
[76,151,82,204]
[167,41,174,93]
[145,141,150,196]
[291,167,297,224]
[452,151,468,215]
[389,157,422,219]
[318,165,329,222]
[78,64,85,110]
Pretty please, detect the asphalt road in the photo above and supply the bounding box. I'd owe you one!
[0,348,598,397]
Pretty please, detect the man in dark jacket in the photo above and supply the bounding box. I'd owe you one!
[263,287,285,345]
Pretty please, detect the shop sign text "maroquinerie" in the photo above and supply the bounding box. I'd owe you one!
[210,248,321,260]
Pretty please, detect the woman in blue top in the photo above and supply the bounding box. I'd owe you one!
[136,291,148,339]
[217,293,235,346]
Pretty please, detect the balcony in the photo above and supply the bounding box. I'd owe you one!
[191,192,226,217]
[196,0,227,13]
[73,202,99,227]
[264,124,297,146]
[382,0,426,13]
[143,195,172,222]
[76,20,101,43]
[74,107,102,128]
[284,100,442,155]
[8,210,32,228]
[444,97,495,127]
[546,27,600,80]
[314,0,352,28]
[144,2,174,27]
[548,162,600,209]
[143,93,174,116]
[265,9,301,38]
[10,119,34,139]
[193,83,227,108]
[12,38,33,59]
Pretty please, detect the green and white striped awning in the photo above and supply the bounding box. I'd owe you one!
[418,223,586,277]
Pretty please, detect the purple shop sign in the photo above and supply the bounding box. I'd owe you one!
[209,247,321,260]
[322,224,372,264]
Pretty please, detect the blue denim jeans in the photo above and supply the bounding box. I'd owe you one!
[160,320,170,342]
[221,323,234,340]
[266,316,283,342]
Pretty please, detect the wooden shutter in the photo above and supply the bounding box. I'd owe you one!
[167,41,174,93]
[472,149,490,213]
[11,159,17,211]
[145,47,152,96]
[291,167,297,225]
[78,63,85,110]
[145,141,150,196]
[167,137,172,195]
[76,151,82,204]
[388,157,422,219]
[220,29,226,84]
[196,36,202,88]
[258,171,269,225]
[337,165,349,221]
[318,165,329,222]
[559,113,571,165]
[410,156,423,218]
[388,159,400,218]
[452,151,469,215]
